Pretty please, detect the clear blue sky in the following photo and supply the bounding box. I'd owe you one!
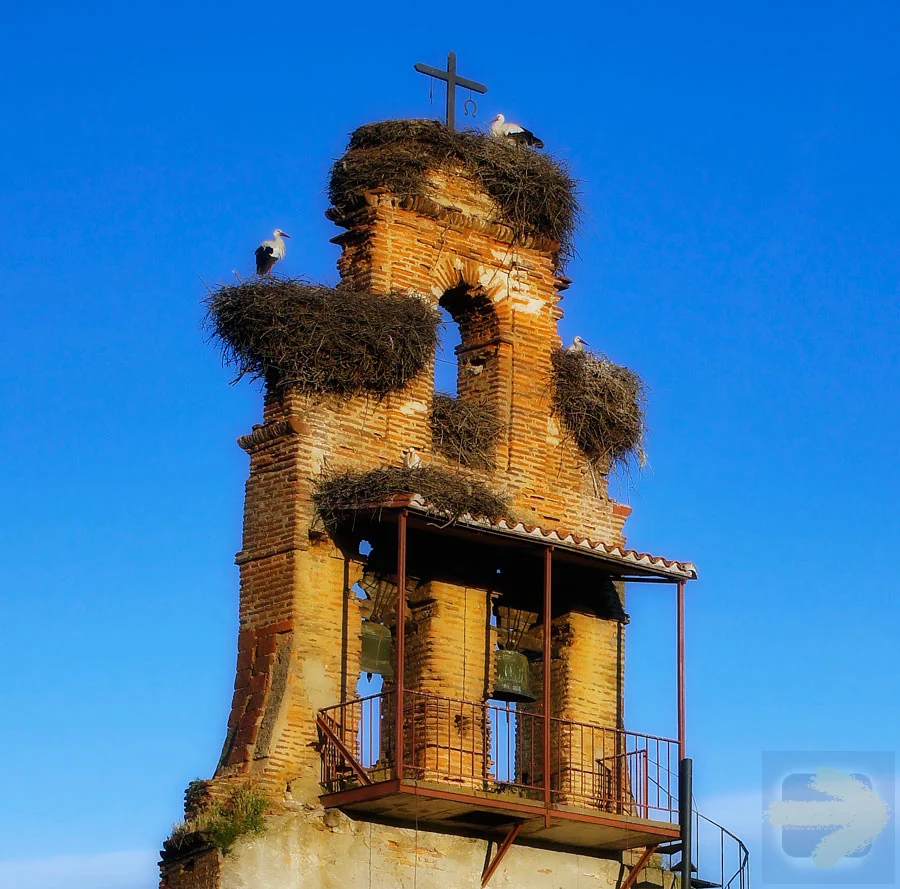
[1,2,898,887]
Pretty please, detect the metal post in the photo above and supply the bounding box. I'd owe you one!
[677,580,686,759]
[642,749,649,819]
[445,51,457,132]
[395,510,408,780]
[542,547,553,812]
[340,558,350,704]
[679,757,693,889]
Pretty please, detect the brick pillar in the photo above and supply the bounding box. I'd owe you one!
[214,390,357,798]
[552,611,627,810]
[404,581,490,786]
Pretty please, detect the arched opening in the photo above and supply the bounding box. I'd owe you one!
[434,305,461,396]
[430,284,504,469]
[437,283,499,401]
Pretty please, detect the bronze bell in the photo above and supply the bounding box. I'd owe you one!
[360,621,394,678]
[492,649,536,703]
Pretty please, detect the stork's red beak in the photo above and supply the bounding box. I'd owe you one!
[281,232,292,238]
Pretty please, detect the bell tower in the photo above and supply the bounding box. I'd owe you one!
[159,120,745,889]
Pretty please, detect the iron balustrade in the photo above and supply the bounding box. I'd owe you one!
[682,808,751,889]
[317,692,748,887]
[317,690,679,819]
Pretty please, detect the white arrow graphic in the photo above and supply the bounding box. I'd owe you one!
[765,767,891,868]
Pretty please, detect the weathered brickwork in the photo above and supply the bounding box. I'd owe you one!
[160,846,220,889]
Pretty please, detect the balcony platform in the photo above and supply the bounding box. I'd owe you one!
[321,778,679,853]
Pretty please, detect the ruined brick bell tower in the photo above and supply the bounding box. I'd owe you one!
[159,119,747,889]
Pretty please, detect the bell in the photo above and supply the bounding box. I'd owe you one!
[360,621,394,678]
[492,649,536,703]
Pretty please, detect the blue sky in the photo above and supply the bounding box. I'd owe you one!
[1,2,898,886]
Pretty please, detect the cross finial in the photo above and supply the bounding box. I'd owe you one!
[414,51,488,132]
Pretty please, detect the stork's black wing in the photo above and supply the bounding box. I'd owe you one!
[255,244,276,276]
[509,128,544,149]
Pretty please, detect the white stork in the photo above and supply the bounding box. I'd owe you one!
[402,447,421,470]
[566,336,590,353]
[255,228,291,277]
[489,114,544,149]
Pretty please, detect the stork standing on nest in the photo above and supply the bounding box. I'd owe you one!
[255,229,291,277]
[402,447,421,470]
[567,336,590,353]
[489,113,544,149]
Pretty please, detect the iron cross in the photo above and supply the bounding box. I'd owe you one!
[414,52,488,132]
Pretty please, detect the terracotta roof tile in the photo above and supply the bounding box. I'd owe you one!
[376,493,697,580]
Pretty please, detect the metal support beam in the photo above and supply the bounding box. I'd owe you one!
[542,547,553,817]
[677,579,686,759]
[679,758,693,889]
[619,845,659,889]
[316,714,372,786]
[481,821,524,887]
[395,510,408,780]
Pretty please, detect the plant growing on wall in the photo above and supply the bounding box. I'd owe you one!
[168,782,271,855]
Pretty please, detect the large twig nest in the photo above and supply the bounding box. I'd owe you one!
[329,119,580,266]
[204,278,440,396]
[550,348,647,474]
[430,394,504,469]
[314,465,509,529]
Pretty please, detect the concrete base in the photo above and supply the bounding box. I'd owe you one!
[173,802,630,889]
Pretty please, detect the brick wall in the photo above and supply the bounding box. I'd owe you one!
[159,846,220,889]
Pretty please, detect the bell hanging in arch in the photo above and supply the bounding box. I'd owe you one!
[360,621,394,679]
[492,649,536,703]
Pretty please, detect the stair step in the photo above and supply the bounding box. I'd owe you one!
[691,880,722,889]
[655,842,682,856]
[672,859,698,873]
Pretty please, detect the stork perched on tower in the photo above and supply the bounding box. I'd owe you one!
[402,447,421,470]
[255,229,291,277]
[489,114,544,149]
[566,336,590,353]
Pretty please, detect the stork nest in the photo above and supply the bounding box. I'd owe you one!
[430,394,504,469]
[204,278,440,396]
[329,119,580,265]
[550,348,647,473]
[314,465,510,529]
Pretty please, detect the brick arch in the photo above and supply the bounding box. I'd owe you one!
[428,274,505,414]
[428,256,510,308]
[438,283,498,346]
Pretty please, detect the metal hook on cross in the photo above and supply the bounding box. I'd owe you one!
[413,52,487,132]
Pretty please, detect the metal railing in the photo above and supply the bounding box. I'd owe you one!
[685,808,751,889]
[318,690,679,819]
[548,715,679,819]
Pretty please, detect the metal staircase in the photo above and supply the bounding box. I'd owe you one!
[622,772,750,889]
